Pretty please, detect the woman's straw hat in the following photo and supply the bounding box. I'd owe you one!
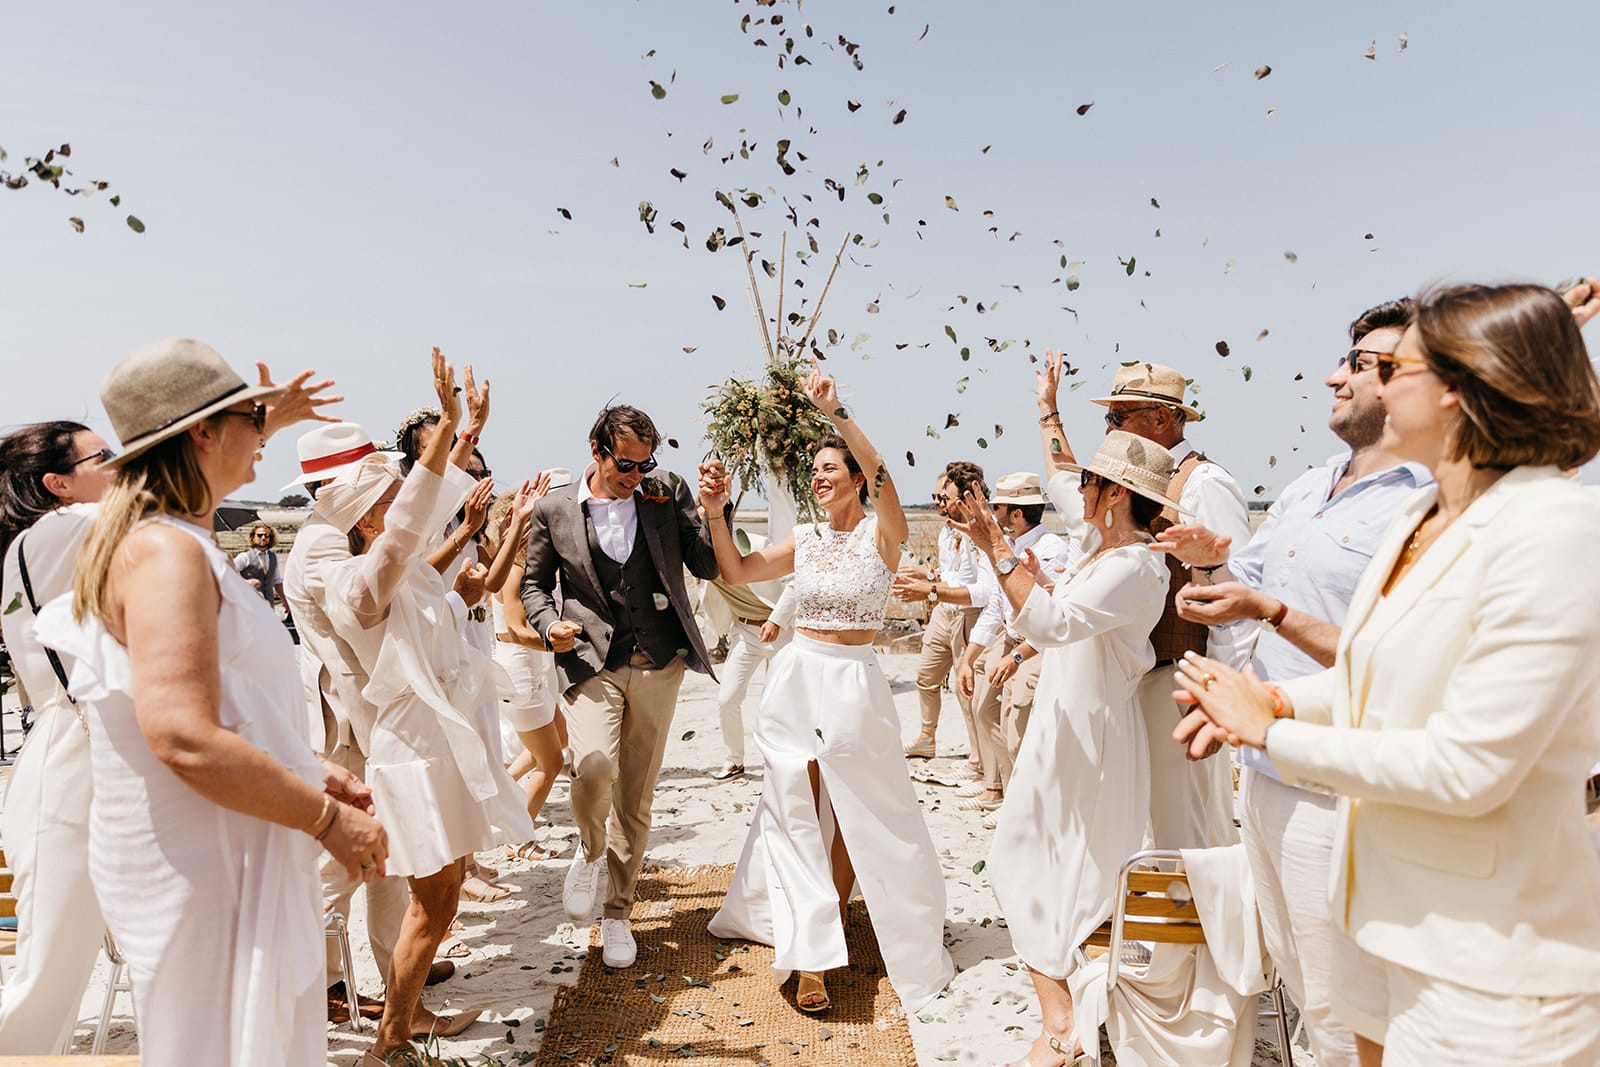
[1091,362,1205,421]
[100,338,283,467]
[1059,430,1185,513]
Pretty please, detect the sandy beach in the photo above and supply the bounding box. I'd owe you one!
[60,649,1308,1065]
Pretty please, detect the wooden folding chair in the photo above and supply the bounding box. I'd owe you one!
[1083,849,1295,1066]
[0,850,19,980]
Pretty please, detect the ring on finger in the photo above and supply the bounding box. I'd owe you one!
[1201,672,1217,690]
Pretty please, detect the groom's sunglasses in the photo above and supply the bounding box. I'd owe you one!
[603,447,658,475]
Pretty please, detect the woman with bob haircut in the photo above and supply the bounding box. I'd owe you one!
[1169,282,1600,1065]
[33,339,384,1066]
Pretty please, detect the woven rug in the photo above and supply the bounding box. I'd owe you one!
[532,863,917,1066]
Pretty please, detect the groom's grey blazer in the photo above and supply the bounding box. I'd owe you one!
[520,470,723,696]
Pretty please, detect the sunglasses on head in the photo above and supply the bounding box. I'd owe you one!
[62,446,117,471]
[1103,404,1163,428]
[1375,353,1430,384]
[603,446,658,475]
[218,401,268,434]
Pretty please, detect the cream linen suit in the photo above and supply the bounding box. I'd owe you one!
[1267,467,1600,1015]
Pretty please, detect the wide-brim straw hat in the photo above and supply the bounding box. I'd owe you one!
[100,338,284,468]
[993,471,1048,507]
[281,422,402,492]
[1091,361,1205,422]
[1059,430,1186,514]
[314,458,401,534]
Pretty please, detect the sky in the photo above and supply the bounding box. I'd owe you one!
[4,1,1598,502]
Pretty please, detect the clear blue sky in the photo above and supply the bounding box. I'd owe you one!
[4,1,1597,500]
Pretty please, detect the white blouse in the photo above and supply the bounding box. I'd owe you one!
[790,516,893,631]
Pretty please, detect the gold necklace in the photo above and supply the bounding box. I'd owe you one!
[1400,505,1440,567]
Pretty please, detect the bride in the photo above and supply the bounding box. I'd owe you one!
[698,364,953,1015]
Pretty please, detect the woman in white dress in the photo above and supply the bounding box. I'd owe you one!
[33,338,384,1067]
[0,421,113,1053]
[317,351,535,1063]
[967,352,1179,1066]
[699,367,954,1015]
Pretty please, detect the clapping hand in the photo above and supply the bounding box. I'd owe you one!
[462,478,495,532]
[1037,348,1066,413]
[1170,651,1279,750]
[255,363,342,440]
[1151,523,1231,569]
[461,363,490,435]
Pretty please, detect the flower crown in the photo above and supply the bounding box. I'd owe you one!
[392,406,441,450]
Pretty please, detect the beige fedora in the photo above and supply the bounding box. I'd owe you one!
[282,422,402,492]
[1060,430,1185,513]
[1091,362,1205,421]
[101,338,283,467]
[993,471,1048,507]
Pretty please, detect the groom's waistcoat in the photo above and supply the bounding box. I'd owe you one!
[586,509,689,670]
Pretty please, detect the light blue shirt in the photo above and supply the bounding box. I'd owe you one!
[1230,452,1432,779]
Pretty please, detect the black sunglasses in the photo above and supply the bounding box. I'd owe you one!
[62,446,117,471]
[1341,348,1392,375]
[603,446,658,475]
[1079,469,1101,489]
[218,402,268,434]
[1103,405,1162,428]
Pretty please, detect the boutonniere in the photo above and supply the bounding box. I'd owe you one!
[639,474,672,504]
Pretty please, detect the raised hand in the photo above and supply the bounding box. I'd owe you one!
[452,559,489,605]
[1037,348,1066,413]
[1564,277,1600,329]
[698,458,732,513]
[802,368,842,418]
[432,348,461,424]
[462,363,490,435]
[462,478,495,532]
[255,363,342,440]
[959,485,1005,558]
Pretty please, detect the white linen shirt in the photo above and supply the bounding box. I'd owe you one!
[970,524,1075,647]
[577,471,639,564]
[1230,452,1431,778]
[1171,440,1256,669]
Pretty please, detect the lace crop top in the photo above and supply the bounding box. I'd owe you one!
[790,515,894,631]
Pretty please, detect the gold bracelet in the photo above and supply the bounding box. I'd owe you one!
[308,794,336,839]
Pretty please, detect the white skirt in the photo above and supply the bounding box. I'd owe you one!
[708,634,954,1013]
[493,639,558,732]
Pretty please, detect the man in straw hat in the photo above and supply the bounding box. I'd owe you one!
[953,471,1075,818]
[1093,361,1251,850]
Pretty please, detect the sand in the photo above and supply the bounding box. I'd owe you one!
[62,650,1310,1065]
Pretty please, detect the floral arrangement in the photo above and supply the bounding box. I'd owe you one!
[702,357,832,520]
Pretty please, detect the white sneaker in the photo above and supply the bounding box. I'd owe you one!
[563,851,607,921]
[601,917,637,968]
[955,782,987,798]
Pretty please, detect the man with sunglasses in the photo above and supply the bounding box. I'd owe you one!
[1153,298,1430,1066]
[520,403,724,969]
[1093,362,1252,853]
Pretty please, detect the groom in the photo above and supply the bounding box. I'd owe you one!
[521,404,723,968]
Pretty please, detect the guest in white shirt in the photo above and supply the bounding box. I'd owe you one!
[893,463,989,770]
[954,472,1076,814]
[1175,282,1600,1066]
[1153,298,1429,1067]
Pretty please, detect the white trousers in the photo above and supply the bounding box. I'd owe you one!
[1137,668,1239,849]
[0,705,103,1054]
[715,621,788,765]
[1240,768,1359,1067]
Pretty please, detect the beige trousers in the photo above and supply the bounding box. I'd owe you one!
[320,742,408,987]
[916,603,983,750]
[567,652,687,919]
[971,635,1039,791]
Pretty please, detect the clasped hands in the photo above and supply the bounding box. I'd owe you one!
[1170,650,1287,756]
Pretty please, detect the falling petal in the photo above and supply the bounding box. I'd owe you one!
[892,108,907,125]
[712,294,727,310]
[681,730,696,741]
[945,413,960,429]
[1075,102,1093,116]
[1242,365,1254,381]
[1256,329,1269,341]
[650,80,667,99]
[1253,65,1272,80]
[682,346,697,354]
[125,215,145,233]
[1398,31,1408,52]
[721,93,740,104]
[1363,41,1376,60]
[1283,250,1298,262]
[1216,341,1230,357]
[945,195,959,211]
[905,451,915,466]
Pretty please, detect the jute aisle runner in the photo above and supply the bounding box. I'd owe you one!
[532,863,919,1066]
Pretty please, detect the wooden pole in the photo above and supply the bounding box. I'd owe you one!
[795,231,851,356]
[774,231,787,364]
[728,200,775,364]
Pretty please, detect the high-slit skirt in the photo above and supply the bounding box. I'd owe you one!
[708,633,954,1013]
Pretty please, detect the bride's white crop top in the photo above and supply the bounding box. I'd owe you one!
[790,515,894,631]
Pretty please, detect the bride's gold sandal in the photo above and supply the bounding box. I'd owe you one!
[1006,1030,1085,1067]
[795,970,830,1013]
